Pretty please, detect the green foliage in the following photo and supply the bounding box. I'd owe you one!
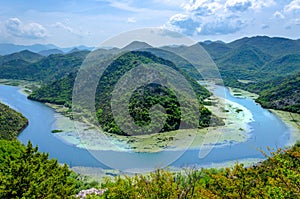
[93,143,300,198]
[200,37,300,114]
[95,51,214,135]
[29,51,221,136]
[0,102,28,140]
[0,50,88,82]
[0,140,79,198]
[28,72,75,107]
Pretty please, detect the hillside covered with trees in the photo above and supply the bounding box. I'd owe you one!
[201,36,300,113]
[0,102,96,198]
[0,102,28,140]
[29,51,223,135]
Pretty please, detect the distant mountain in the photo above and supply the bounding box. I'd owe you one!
[0,50,43,65]
[200,41,232,59]
[38,49,64,56]
[67,48,80,54]
[200,36,300,113]
[0,43,57,55]
[0,50,89,82]
[0,43,94,55]
[227,36,300,57]
[122,41,153,51]
[1,36,299,115]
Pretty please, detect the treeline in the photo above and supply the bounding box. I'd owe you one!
[90,143,300,198]
[0,102,28,140]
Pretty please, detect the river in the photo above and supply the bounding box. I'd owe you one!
[0,85,291,171]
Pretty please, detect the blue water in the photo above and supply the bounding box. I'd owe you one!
[0,85,291,171]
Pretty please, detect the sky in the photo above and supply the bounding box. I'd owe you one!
[0,0,299,47]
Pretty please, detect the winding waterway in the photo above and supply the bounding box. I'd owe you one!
[0,85,291,171]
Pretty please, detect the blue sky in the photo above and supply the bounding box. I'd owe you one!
[0,0,299,47]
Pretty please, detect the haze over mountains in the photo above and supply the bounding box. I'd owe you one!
[0,36,299,113]
[0,43,94,56]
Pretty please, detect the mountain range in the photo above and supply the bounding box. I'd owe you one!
[0,35,299,117]
[0,43,94,56]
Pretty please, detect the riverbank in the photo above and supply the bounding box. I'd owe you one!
[0,79,39,95]
[50,85,254,153]
[269,109,300,146]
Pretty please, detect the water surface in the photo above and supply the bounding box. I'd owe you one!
[0,85,291,171]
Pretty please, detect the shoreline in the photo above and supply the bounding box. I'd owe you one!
[50,86,254,153]
[269,109,300,146]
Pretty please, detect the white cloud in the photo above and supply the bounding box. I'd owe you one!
[284,0,300,13]
[273,11,285,19]
[250,0,275,9]
[52,22,80,36]
[127,17,136,23]
[184,0,223,16]
[5,18,47,39]
[165,0,280,37]
[167,13,201,35]
[225,0,252,12]
[198,16,245,35]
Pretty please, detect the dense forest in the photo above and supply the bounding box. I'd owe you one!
[0,102,28,140]
[0,103,96,198]
[247,73,300,113]
[200,36,300,113]
[30,51,223,135]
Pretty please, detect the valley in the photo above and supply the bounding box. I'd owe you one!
[0,36,299,198]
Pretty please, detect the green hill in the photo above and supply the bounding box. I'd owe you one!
[217,44,273,81]
[246,73,300,113]
[0,50,89,82]
[30,51,223,136]
[0,102,28,140]
[0,50,43,65]
[228,36,300,57]
[199,36,300,114]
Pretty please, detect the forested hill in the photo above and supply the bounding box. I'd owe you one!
[29,51,223,136]
[201,36,300,113]
[0,102,28,140]
[1,36,299,114]
[247,73,300,113]
[0,50,89,83]
[201,36,300,82]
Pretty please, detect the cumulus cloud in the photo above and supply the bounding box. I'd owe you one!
[198,16,245,35]
[168,14,201,35]
[225,0,252,12]
[183,0,223,16]
[250,0,275,9]
[52,22,80,35]
[273,11,285,19]
[284,0,300,13]
[165,0,279,36]
[5,18,47,39]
